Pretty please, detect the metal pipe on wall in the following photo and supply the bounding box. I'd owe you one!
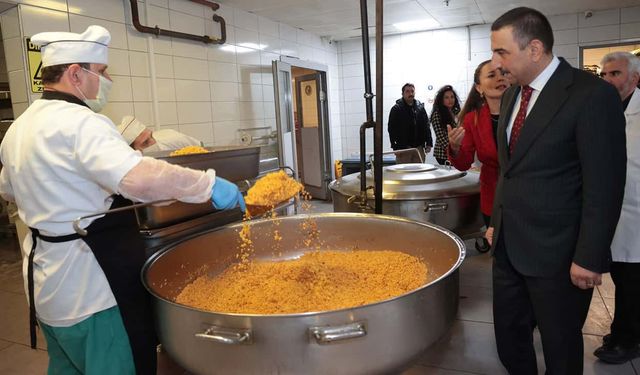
[374,0,383,214]
[130,0,226,45]
[130,0,227,130]
[358,123,372,202]
[359,1,374,123]
[358,0,375,204]
[144,0,160,130]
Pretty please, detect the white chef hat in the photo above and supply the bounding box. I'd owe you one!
[31,25,111,67]
[117,116,148,144]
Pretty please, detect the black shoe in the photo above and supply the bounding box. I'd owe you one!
[602,333,612,345]
[594,343,640,364]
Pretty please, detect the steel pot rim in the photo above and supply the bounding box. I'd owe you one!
[141,212,466,318]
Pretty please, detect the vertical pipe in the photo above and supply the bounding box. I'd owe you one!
[359,123,369,198]
[143,0,161,130]
[374,0,383,214]
[358,0,375,202]
[359,0,374,123]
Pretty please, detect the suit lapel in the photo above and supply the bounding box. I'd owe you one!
[506,59,573,171]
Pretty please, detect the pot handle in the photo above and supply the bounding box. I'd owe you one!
[424,202,448,212]
[195,326,252,345]
[72,198,175,236]
[310,322,367,344]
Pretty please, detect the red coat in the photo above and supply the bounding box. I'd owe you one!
[448,104,499,216]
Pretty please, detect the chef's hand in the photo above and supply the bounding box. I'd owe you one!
[211,177,246,212]
[485,226,494,246]
[447,125,465,155]
[570,262,602,290]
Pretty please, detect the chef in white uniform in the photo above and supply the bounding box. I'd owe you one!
[118,116,202,153]
[594,51,640,364]
[0,26,244,375]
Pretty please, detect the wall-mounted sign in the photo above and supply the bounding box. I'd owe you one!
[26,38,43,93]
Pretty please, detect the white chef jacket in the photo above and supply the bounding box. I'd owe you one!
[145,129,202,153]
[0,97,143,326]
[611,87,640,263]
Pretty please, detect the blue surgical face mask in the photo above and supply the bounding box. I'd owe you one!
[75,68,112,113]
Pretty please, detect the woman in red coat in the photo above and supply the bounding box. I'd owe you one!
[447,60,509,226]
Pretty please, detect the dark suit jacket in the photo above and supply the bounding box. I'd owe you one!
[490,58,626,277]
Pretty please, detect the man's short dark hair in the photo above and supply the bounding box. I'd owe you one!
[491,7,554,53]
[402,83,415,93]
[41,62,90,85]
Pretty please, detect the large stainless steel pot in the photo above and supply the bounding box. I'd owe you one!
[330,164,483,239]
[143,213,465,375]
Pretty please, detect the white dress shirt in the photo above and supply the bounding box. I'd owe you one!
[506,56,561,143]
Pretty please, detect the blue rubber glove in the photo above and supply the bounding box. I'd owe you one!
[211,177,246,212]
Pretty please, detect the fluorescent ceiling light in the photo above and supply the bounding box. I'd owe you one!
[393,19,440,31]
[220,43,268,54]
[238,43,266,50]
[220,45,236,53]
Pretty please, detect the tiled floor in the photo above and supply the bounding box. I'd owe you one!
[0,201,638,374]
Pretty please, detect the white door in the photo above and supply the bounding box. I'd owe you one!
[272,60,298,177]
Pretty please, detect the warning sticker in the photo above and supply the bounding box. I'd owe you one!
[26,38,43,93]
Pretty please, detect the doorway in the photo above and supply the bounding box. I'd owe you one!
[272,59,332,200]
[580,41,640,75]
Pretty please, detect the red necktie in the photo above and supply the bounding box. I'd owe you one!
[509,85,534,154]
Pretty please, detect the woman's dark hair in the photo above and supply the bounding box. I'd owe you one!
[41,63,90,85]
[491,7,553,53]
[458,60,492,123]
[431,85,460,130]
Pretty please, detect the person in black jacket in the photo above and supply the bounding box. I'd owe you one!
[388,83,432,163]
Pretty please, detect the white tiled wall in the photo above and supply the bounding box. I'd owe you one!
[335,5,640,159]
[0,0,342,162]
[2,2,638,163]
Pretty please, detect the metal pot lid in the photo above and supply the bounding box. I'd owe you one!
[380,163,464,184]
[385,163,438,173]
[329,164,480,200]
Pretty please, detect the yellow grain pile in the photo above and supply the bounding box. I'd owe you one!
[237,171,304,267]
[175,250,428,314]
[169,145,209,156]
[245,170,303,207]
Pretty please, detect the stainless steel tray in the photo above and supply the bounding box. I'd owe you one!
[147,145,260,181]
[136,146,260,230]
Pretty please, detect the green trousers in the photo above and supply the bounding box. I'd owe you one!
[40,306,135,375]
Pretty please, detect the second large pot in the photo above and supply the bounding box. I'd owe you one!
[330,164,483,239]
[143,213,465,375]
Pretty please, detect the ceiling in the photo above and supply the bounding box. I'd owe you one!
[218,0,640,40]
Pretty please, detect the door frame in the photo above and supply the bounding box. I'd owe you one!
[272,60,299,178]
[273,57,333,199]
[295,72,325,198]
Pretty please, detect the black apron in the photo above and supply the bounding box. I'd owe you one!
[28,195,158,375]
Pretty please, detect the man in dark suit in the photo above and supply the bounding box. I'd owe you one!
[488,7,627,374]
